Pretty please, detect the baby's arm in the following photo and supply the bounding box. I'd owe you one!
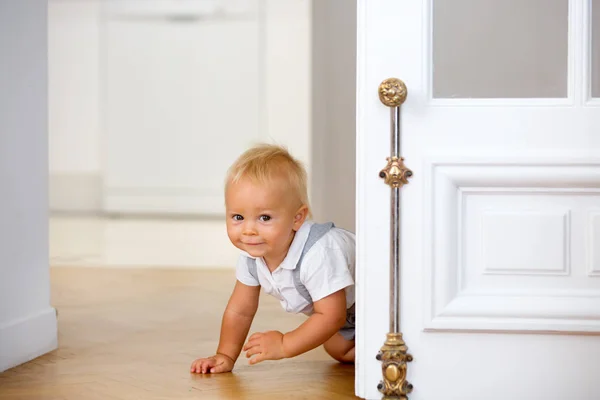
[191,280,260,373]
[216,280,261,361]
[243,288,347,363]
[281,289,347,357]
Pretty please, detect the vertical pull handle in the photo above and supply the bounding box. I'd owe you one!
[375,78,414,400]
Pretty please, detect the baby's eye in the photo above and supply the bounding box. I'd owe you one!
[259,215,271,222]
[232,214,243,221]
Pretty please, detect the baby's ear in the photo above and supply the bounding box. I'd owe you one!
[293,205,309,230]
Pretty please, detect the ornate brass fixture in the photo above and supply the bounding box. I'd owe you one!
[376,333,413,400]
[376,77,413,399]
[379,156,413,188]
[378,78,407,107]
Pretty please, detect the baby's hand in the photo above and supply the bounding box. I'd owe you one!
[243,330,286,365]
[190,353,234,374]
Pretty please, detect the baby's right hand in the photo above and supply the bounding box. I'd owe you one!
[190,353,235,374]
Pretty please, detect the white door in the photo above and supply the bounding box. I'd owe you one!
[100,1,311,216]
[101,0,263,215]
[356,0,600,399]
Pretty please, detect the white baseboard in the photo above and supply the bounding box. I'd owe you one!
[49,173,102,213]
[0,307,58,372]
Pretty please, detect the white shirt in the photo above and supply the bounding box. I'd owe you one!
[235,220,355,316]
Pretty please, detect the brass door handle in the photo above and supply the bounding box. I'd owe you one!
[376,77,414,400]
[378,77,408,107]
[378,78,412,189]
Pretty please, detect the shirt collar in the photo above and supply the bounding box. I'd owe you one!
[278,220,314,270]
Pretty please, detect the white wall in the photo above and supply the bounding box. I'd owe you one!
[48,0,312,216]
[0,0,58,372]
[311,0,357,231]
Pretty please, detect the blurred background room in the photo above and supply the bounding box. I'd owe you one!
[48,0,357,271]
[13,3,363,395]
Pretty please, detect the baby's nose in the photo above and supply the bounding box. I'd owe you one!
[242,222,258,235]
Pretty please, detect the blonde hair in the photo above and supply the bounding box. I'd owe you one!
[226,144,310,209]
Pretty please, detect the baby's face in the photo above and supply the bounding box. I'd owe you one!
[225,178,305,267]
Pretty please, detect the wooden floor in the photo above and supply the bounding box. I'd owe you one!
[0,268,358,399]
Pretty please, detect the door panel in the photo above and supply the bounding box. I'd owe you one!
[433,0,569,98]
[593,0,600,97]
[356,0,600,399]
[424,159,600,332]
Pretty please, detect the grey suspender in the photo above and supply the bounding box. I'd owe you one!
[246,222,335,304]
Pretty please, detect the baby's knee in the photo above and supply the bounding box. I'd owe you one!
[323,334,355,364]
[325,345,355,364]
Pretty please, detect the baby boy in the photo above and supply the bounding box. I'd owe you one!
[190,144,355,373]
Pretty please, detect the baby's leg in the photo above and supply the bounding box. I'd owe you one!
[323,332,355,364]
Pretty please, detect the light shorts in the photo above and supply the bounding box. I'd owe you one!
[339,303,355,341]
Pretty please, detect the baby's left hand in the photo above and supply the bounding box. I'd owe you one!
[243,330,286,365]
